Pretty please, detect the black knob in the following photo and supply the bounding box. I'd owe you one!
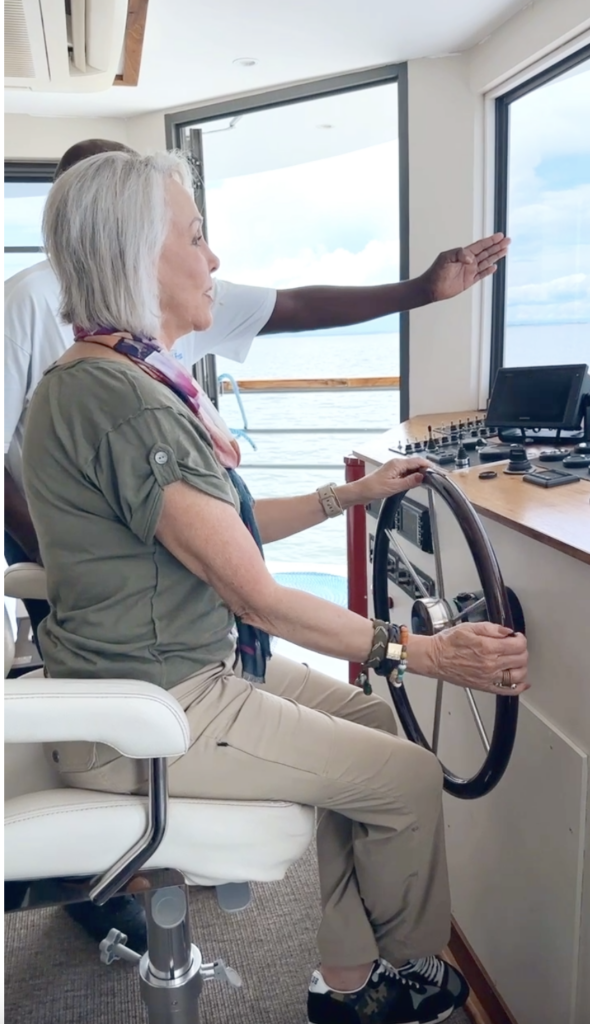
[455,438,470,468]
[504,444,532,475]
[563,454,590,469]
[426,425,437,452]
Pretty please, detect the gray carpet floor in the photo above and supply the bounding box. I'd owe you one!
[5,845,471,1024]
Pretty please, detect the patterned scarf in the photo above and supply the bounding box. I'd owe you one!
[74,326,271,684]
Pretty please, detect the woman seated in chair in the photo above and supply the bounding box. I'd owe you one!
[22,151,528,1024]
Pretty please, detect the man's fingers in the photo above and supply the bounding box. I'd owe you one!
[465,232,507,256]
[474,266,497,283]
[477,243,509,262]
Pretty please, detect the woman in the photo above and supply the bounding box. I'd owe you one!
[23,151,528,1024]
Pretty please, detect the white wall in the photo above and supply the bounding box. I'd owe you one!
[4,115,130,160]
[126,111,167,153]
[407,0,590,416]
[407,56,482,416]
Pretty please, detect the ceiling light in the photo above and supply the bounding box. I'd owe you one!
[317,123,334,129]
[233,58,259,67]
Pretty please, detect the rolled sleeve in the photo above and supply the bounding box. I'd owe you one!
[92,407,236,545]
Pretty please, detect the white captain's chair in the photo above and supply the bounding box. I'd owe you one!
[4,564,315,1023]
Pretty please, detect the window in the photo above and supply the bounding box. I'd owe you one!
[490,46,590,381]
[165,68,407,572]
[4,163,57,281]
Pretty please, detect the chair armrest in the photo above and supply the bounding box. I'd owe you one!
[4,563,48,601]
[4,678,190,758]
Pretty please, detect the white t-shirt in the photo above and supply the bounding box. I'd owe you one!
[4,260,276,493]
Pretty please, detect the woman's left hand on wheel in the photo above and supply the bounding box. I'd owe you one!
[356,457,432,504]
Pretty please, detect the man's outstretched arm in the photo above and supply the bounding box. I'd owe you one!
[260,233,509,334]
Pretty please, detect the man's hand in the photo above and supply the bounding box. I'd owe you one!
[420,232,510,303]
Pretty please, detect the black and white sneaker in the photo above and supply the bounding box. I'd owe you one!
[398,956,469,1008]
[307,958,455,1024]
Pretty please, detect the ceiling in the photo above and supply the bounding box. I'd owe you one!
[4,0,528,120]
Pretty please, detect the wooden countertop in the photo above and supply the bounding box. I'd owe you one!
[352,410,590,566]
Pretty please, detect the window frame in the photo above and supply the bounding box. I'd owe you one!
[4,161,58,267]
[164,64,410,419]
[489,42,590,390]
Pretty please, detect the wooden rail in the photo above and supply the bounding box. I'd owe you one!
[219,376,400,393]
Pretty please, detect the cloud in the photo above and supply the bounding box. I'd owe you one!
[222,238,400,290]
[507,272,590,324]
[205,141,400,286]
[508,273,588,305]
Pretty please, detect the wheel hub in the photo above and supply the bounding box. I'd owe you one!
[411,597,454,635]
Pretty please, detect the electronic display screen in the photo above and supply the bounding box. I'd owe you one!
[487,364,589,429]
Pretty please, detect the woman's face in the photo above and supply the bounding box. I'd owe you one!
[158,178,220,345]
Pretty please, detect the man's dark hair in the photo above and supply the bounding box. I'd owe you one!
[54,139,137,179]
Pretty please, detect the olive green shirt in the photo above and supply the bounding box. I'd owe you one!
[22,358,239,689]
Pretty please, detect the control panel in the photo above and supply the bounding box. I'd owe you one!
[366,494,433,553]
[368,531,435,601]
[387,417,497,469]
[387,420,590,481]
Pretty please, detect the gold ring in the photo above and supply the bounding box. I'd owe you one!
[496,669,517,690]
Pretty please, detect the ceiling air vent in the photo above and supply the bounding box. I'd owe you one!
[4,0,38,79]
[4,0,128,92]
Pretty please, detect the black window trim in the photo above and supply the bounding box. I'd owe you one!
[4,161,58,262]
[4,160,58,183]
[164,64,411,420]
[489,42,590,391]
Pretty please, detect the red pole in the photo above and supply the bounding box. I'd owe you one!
[344,455,368,685]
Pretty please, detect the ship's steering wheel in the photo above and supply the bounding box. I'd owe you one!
[372,467,525,800]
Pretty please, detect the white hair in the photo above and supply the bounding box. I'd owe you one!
[42,150,194,338]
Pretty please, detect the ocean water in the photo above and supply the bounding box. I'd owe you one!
[217,332,400,566]
[216,323,589,567]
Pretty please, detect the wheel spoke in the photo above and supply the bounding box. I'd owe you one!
[432,679,444,754]
[385,529,430,599]
[427,490,445,599]
[464,688,491,753]
[450,595,487,624]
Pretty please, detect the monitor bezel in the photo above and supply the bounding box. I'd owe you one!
[486,364,590,431]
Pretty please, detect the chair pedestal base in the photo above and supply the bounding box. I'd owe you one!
[140,945,204,1023]
[138,885,242,1024]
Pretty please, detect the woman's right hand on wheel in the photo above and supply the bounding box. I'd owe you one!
[426,621,529,695]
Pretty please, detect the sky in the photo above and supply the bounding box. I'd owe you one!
[505,60,590,327]
[4,58,589,334]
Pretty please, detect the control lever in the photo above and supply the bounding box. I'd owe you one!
[99,928,142,966]
[201,959,243,987]
[455,433,470,469]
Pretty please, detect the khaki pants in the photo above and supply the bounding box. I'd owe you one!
[57,654,451,967]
